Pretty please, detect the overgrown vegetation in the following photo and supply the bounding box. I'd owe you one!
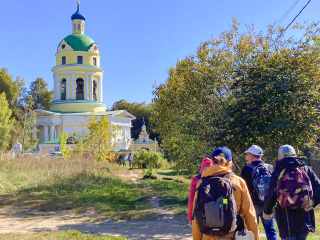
[0,156,150,220]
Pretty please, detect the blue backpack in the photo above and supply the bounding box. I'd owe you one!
[248,162,273,202]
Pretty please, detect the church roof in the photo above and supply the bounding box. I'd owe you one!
[34,109,136,119]
[59,34,95,51]
[71,1,86,20]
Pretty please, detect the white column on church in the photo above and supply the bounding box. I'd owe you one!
[126,127,130,139]
[56,126,61,138]
[49,125,55,140]
[90,75,94,100]
[86,73,89,100]
[122,127,126,139]
[32,127,37,139]
[99,75,103,102]
[44,126,49,142]
[71,73,75,99]
[39,127,42,144]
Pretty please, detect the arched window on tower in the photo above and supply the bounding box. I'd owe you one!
[73,24,76,31]
[93,80,97,101]
[77,24,80,30]
[61,79,67,100]
[76,78,84,100]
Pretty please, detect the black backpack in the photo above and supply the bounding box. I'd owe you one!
[248,162,273,202]
[193,173,237,236]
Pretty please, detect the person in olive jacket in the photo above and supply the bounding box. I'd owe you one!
[263,145,320,240]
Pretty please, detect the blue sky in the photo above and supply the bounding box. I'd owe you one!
[1,0,319,109]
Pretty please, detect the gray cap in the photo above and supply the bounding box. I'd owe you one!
[278,145,296,159]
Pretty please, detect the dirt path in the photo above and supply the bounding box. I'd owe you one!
[0,208,192,240]
[0,170,192,240]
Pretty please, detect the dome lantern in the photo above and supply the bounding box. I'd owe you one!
[71,1,86,34]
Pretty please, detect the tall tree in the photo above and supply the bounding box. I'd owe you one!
[11,82,38,151]
[28,78,53,110]
[152,20,320,174]
[111,99,159,141]
[0,92,14,150]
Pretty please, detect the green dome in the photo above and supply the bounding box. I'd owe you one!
[58,34,95,51]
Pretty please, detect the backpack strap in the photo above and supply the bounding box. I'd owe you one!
[195,172,234,191]
[219,172,234,179]
[248,160,264,169]
[247,163,256,169]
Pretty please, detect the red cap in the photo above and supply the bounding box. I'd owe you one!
[200,158,213,173]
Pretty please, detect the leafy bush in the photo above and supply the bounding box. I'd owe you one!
[133,149,167,176]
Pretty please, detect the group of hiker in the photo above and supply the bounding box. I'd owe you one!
[188,145,320,240]
[121,153,133,167]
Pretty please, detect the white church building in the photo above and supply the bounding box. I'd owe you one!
[35,1,135,154]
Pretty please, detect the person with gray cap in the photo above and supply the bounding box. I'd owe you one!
[241,145,278,240]
[263,145,320,240]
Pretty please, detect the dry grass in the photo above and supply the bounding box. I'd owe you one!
[0,155,150,220]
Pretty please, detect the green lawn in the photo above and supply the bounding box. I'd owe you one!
[142,178,190,214]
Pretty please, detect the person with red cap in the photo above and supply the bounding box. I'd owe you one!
[188,156,213,227]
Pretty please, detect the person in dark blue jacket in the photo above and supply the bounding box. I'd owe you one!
[241,145,278,240]
[263,145,320,240]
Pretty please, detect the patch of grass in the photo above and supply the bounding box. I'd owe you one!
[0,157,150,220]
[0,229,129,240]
[132,168,189,177]
[156,169,178,176]
[142,178,189,214]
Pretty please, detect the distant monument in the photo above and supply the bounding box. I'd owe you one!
[11,141,22,158]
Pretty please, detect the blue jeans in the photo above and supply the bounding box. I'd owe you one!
[281,233,308,240]
[255,205,278,240]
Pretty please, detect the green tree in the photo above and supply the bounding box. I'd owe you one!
[228,36,320,162]
[0,92,14,150]
[152,20,320,174]
[60,133,73,160]
[111,99,159,141]
[28,78,53,110]
[87,115,116,161]
[0,68,21,108]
